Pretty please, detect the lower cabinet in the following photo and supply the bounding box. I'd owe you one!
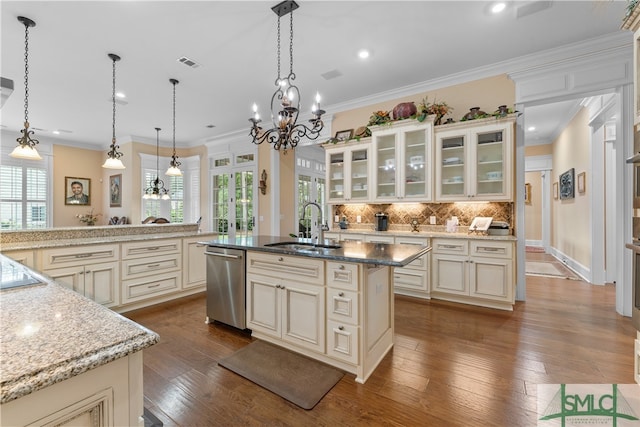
[3,249,35,268]
[183,237,207,289]
[393,235,430,299]
[431,238,514,310]
[326,261,360,365]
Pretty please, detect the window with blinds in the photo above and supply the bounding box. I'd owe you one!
[0,164,48,230]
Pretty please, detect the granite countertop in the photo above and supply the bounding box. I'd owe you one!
[0,255,159,404]
[327,228,517,241]
[200,235,431,267]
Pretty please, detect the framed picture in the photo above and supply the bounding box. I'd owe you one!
[553,182,558,200]
[65,177,91,205]
[559,168,575,200]
[577,171,586,194]
[524,183,531,205]
[334,129,353,141]
[110,174,122,207]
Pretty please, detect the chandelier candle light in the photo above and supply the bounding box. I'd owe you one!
[143,128,170,200]
[249,0,325,152]
[11,16,42,160]
[166,78,182,176]
[102,53,125,169]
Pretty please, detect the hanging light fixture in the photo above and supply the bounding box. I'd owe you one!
[165,78,182,176]
[102,53,125,169]
[143,128,170,200]
[248,0,325,152]
[11,16,42,160]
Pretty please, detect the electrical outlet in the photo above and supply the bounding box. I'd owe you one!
[429,216,436,225]
[356,215,362,223]
[334,215,340,223]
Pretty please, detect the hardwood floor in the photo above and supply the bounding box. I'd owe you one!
[126,253,638,426]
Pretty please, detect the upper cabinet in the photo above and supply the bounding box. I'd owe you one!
[326,139,371,203]
[371,119,434,202]
[435,117,515,202]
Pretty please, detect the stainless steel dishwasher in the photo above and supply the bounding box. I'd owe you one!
[205,246,247,330]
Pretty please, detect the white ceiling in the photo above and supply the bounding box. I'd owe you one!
[0,1,629,150]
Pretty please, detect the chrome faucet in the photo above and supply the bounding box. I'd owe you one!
[302,201,329,244]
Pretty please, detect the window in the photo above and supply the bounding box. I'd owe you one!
[0,163,49,230]
[296,146,326,238]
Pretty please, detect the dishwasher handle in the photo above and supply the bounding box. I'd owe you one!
[204,251,243,260]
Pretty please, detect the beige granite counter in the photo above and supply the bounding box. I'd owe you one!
[0,255,159,404]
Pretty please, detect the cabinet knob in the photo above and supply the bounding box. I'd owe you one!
[339,292,344,297]
[338,326,344,331]
[278,257,284,262]
[339,265,345,270]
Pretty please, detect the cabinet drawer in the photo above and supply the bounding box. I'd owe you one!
[432,239,468,255]
[393,269,428,292]
[41,244,119,269]
[122,272,180,304]
[327,288,359,325]
[121,239,180,259]
[121,254,181,280]
[470,241,512,259]
[326,319,359,365]
[247,252,324,285]
[364,234,395,244]
[340,234,364,243]
[327,261,359,291]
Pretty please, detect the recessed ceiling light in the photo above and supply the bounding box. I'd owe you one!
[357,49,370,60]
[528,126,536,132]
[491,2,506,14]
[116,92,126,99]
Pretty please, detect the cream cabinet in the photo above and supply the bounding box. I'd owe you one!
[121,239,182,305]
[41,244,120,308]
[431,238,514,310]
[326,261,360,364]
[183,236,207,289]
[246,252,325,353]
[3,249,35,268]
[325,140,371,202]
[435,117,514,201]
[371,120,434,202]
[393,235,430,299]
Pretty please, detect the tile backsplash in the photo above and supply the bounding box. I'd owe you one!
[333,202,513,230]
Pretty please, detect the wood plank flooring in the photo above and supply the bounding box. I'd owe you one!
[125,253,638,426]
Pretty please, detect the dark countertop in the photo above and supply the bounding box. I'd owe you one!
[199,235,431,267]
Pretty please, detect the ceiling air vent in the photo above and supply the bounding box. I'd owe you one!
[321,69,342,80]
[178,56,201,68]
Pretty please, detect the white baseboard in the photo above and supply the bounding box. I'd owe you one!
[547,247,592,284]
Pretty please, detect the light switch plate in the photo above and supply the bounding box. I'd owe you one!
[430,216,436,225]
[356,215,362,223]
[335,215,340,223]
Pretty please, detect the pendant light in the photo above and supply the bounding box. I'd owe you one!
[248,0,325,152]
[102,53,125,169]
[165,78,182,176]
[143,128,170,200]
[11,16,42,160]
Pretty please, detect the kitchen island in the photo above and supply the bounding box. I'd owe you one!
[0,254,159,426]
[202,235,430,383]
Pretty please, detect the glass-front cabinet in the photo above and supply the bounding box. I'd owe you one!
[371,120,433,202]
[325,140,371,203]
[435,117,514,201]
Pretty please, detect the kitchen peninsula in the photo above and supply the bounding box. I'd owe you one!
[202,235,430,383]
[0,254,159,426]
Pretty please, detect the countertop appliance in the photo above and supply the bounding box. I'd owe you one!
[487,221,510,236]
[205,246,247,330]
[375,212,389,231]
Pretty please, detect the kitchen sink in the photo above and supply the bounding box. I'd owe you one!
[264,241,341,252]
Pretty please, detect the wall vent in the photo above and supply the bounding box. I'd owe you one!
[178,56,201,68]
[321,69,342,80]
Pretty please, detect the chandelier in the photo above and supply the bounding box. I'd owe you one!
[102,53,125,169]
[143,127,170,200]
[11,16,42,160]
[248,0,325,152]
[165,78,182,176]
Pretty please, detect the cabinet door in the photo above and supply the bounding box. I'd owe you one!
[44,265,84,294]
[472,123,512,200]
[281,280,325,352]
[183,238,206,289]
[349,146,370,201]
[84,261,119,307]
[469,257,513,302]
[373,131,398,200]
[431,254,467,295]
[435,130,467,200]
[401,126,432,201]
[327,150,347,202]
[327,319,359,365]
[246,273,281,338]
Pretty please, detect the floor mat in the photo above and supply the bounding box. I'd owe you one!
[525,261,581,280]
[218,340,344,410]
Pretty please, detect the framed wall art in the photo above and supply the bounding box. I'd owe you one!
[65,177,91,205]
[577,171,586,194]
[334,129,353,141]
[524,183,531,205]
[110,174,122,207]
[553,182,558,200]
[559,168,575,200]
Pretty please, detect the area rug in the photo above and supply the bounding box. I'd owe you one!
[525,261,581,280]
[143,408,163,427]
[218,340,344,410]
